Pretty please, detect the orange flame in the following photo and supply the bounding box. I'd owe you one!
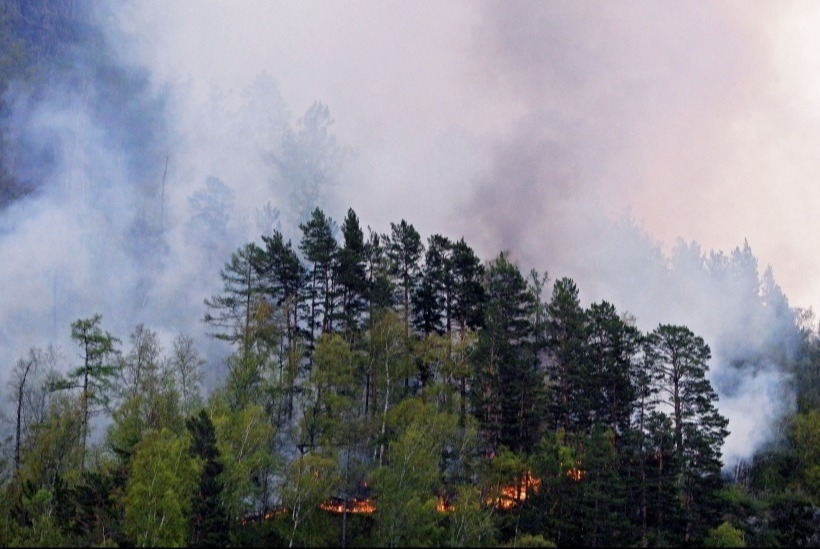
[566,467,584,482]
[318,497,376,514]
[240,507,287,525]
[488,471,541,509]
[241,471,555,524]
[437,496,455,512]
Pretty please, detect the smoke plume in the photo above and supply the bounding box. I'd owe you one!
[1,0,814,469]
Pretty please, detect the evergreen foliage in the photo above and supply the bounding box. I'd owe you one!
[2,206,817,547]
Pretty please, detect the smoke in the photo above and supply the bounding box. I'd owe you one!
[0,3,171,354]
[463,1,801,467]
[0,0,813,469]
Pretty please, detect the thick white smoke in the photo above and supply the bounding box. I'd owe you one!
[0,1,812,470]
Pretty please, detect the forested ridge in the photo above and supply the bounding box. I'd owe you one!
[2,205,820,548]
[2,2,820,547]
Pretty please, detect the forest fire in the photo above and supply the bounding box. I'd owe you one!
[242,471,557,524]
[240,507,287,525]
[488,472,542,510]
[318,497,377,514]
[436,496,455,512]
[566,467,584,482]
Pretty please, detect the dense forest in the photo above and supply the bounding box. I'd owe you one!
[1,205,820,547]
[2,1,820,547]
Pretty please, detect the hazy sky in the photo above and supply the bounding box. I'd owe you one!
[1,1,816,467]
[119,0,820,313]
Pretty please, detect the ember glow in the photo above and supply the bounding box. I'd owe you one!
[566,468,584,482]
[241,472,552,523]
[488,472,542,510]
[436,496,455,513]
[318,497,377,515]
[240,507,288,525]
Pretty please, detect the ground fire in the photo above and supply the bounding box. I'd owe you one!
[318,497,377,514]
[487,471,542,510]
[241,468,585,524]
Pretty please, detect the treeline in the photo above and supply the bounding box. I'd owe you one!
[2,206,819,547]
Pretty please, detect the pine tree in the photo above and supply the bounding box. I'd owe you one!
[585,301,640,446]
[412,234,451,336]
[364,227,394,314]
[187,410,229,547]
[648,324,730,544]
[471,252,545,454]
[385,219,424,337]
[335,208,369,337]
[450,238,485,336]
[204,242,267,358]
[544,278,588,441]
[299,207,339,339]
[63,315,121,471]
[256,229,308,419]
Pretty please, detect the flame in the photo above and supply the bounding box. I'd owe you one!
[318,497,376,514]
[487,471,541,509]
[566,467,584,482]
[240,507,287,525]
[241,471,557,524]
[436,496,455,512]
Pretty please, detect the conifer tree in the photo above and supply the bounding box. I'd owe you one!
[412,234,452,335]
[471,252,545,453]
[586,301,640,444]
[204,242,266,358]
[450,238,485,336]
[336,208,368,337]
[299,207,338,339]
[187,410,229,547]
[386,219,424,337]
[545,277,588,441]
[257,229,307,345]
[364,227,394,314]
[648,324,729,544]
[63,315,121,471]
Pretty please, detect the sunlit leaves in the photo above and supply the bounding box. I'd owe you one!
[122,429,198,547]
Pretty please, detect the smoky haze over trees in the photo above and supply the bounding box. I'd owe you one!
[0,1,819,546]
[4,203,819,546]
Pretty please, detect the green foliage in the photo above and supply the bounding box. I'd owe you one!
[301,333,360,449]
[793,409,820,504]
[17,391,84,489]
[12,487,67,547]
[279,452,340,547]
[504,533,557,547]
[712,523,744,548]
[210,396,277,520]
[370,399,457,547]
[67,315,121,458]
[545,277,588,439]
[187,410,229,547]
[300,206,338,338]
[703,521,746,547]
[122,428,199,547]
[336,208,369,335]
[204,242,266,354]
[472,252,544,453]
[574,427,630,547]
[443,484,496,547]
[386,219,424,329]
[9,208,817,547]
[412,233,452,335]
